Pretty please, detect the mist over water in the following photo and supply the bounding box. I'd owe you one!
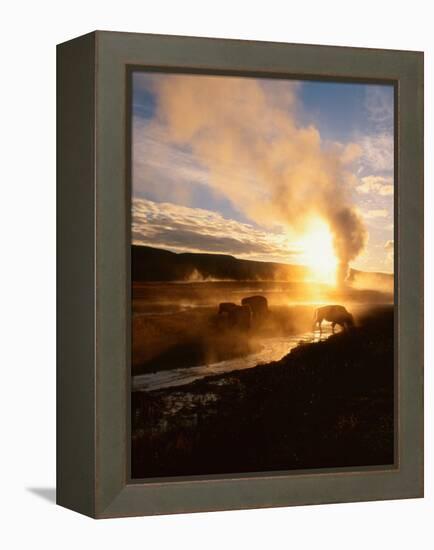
[132,280,392,315]
[132,280,392,391]
[133,326,333,391]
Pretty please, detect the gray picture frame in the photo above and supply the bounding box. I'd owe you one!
[57,31,423,518]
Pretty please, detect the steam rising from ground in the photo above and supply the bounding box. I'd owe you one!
[146,75,367,283]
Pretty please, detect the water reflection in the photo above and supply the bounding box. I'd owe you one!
[133,325,334,391]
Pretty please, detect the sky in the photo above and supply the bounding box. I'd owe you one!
[131,71,394,275]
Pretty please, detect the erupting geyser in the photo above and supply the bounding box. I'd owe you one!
[144,74,368,284]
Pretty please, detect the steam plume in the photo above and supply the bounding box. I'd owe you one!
[145,74,367,283]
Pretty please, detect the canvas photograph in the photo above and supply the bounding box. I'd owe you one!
[130,71,395,479]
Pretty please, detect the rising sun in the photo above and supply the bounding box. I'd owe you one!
[298,218,338,285]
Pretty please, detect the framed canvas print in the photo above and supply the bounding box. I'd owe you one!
[57,31,423,518]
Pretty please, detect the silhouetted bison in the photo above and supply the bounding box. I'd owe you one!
[231,304,252,330]
[241,295,268,319]
[218,302,238,315]
[312,305,354,333]
[218,302,252,330]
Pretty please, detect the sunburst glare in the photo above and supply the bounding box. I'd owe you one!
[298,218,338,285]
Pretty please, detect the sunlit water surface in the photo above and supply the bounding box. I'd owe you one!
[132,325,334,392]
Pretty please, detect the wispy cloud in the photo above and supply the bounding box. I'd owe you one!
[133,118,210,203]
[384,239,394,265]
[356,175,393,196]
[365,86,394,132]
[359,133,394,173]
[132,198,303,263]
[385,239,394,250]
[363,209,389,219]
[355,86,394,177]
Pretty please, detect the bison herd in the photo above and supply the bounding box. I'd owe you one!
[217,298,355,334]
[218,295,268,330]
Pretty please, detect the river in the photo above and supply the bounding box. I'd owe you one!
[132,325,334,391]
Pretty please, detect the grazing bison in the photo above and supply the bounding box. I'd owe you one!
[218,302,252,330]
[218,302,238,315]
[231,304,252,330]
[312,305,354,333]
[241,295,268,319]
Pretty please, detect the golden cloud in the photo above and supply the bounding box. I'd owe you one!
[132,198,303,263]
[357,175,393,196]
